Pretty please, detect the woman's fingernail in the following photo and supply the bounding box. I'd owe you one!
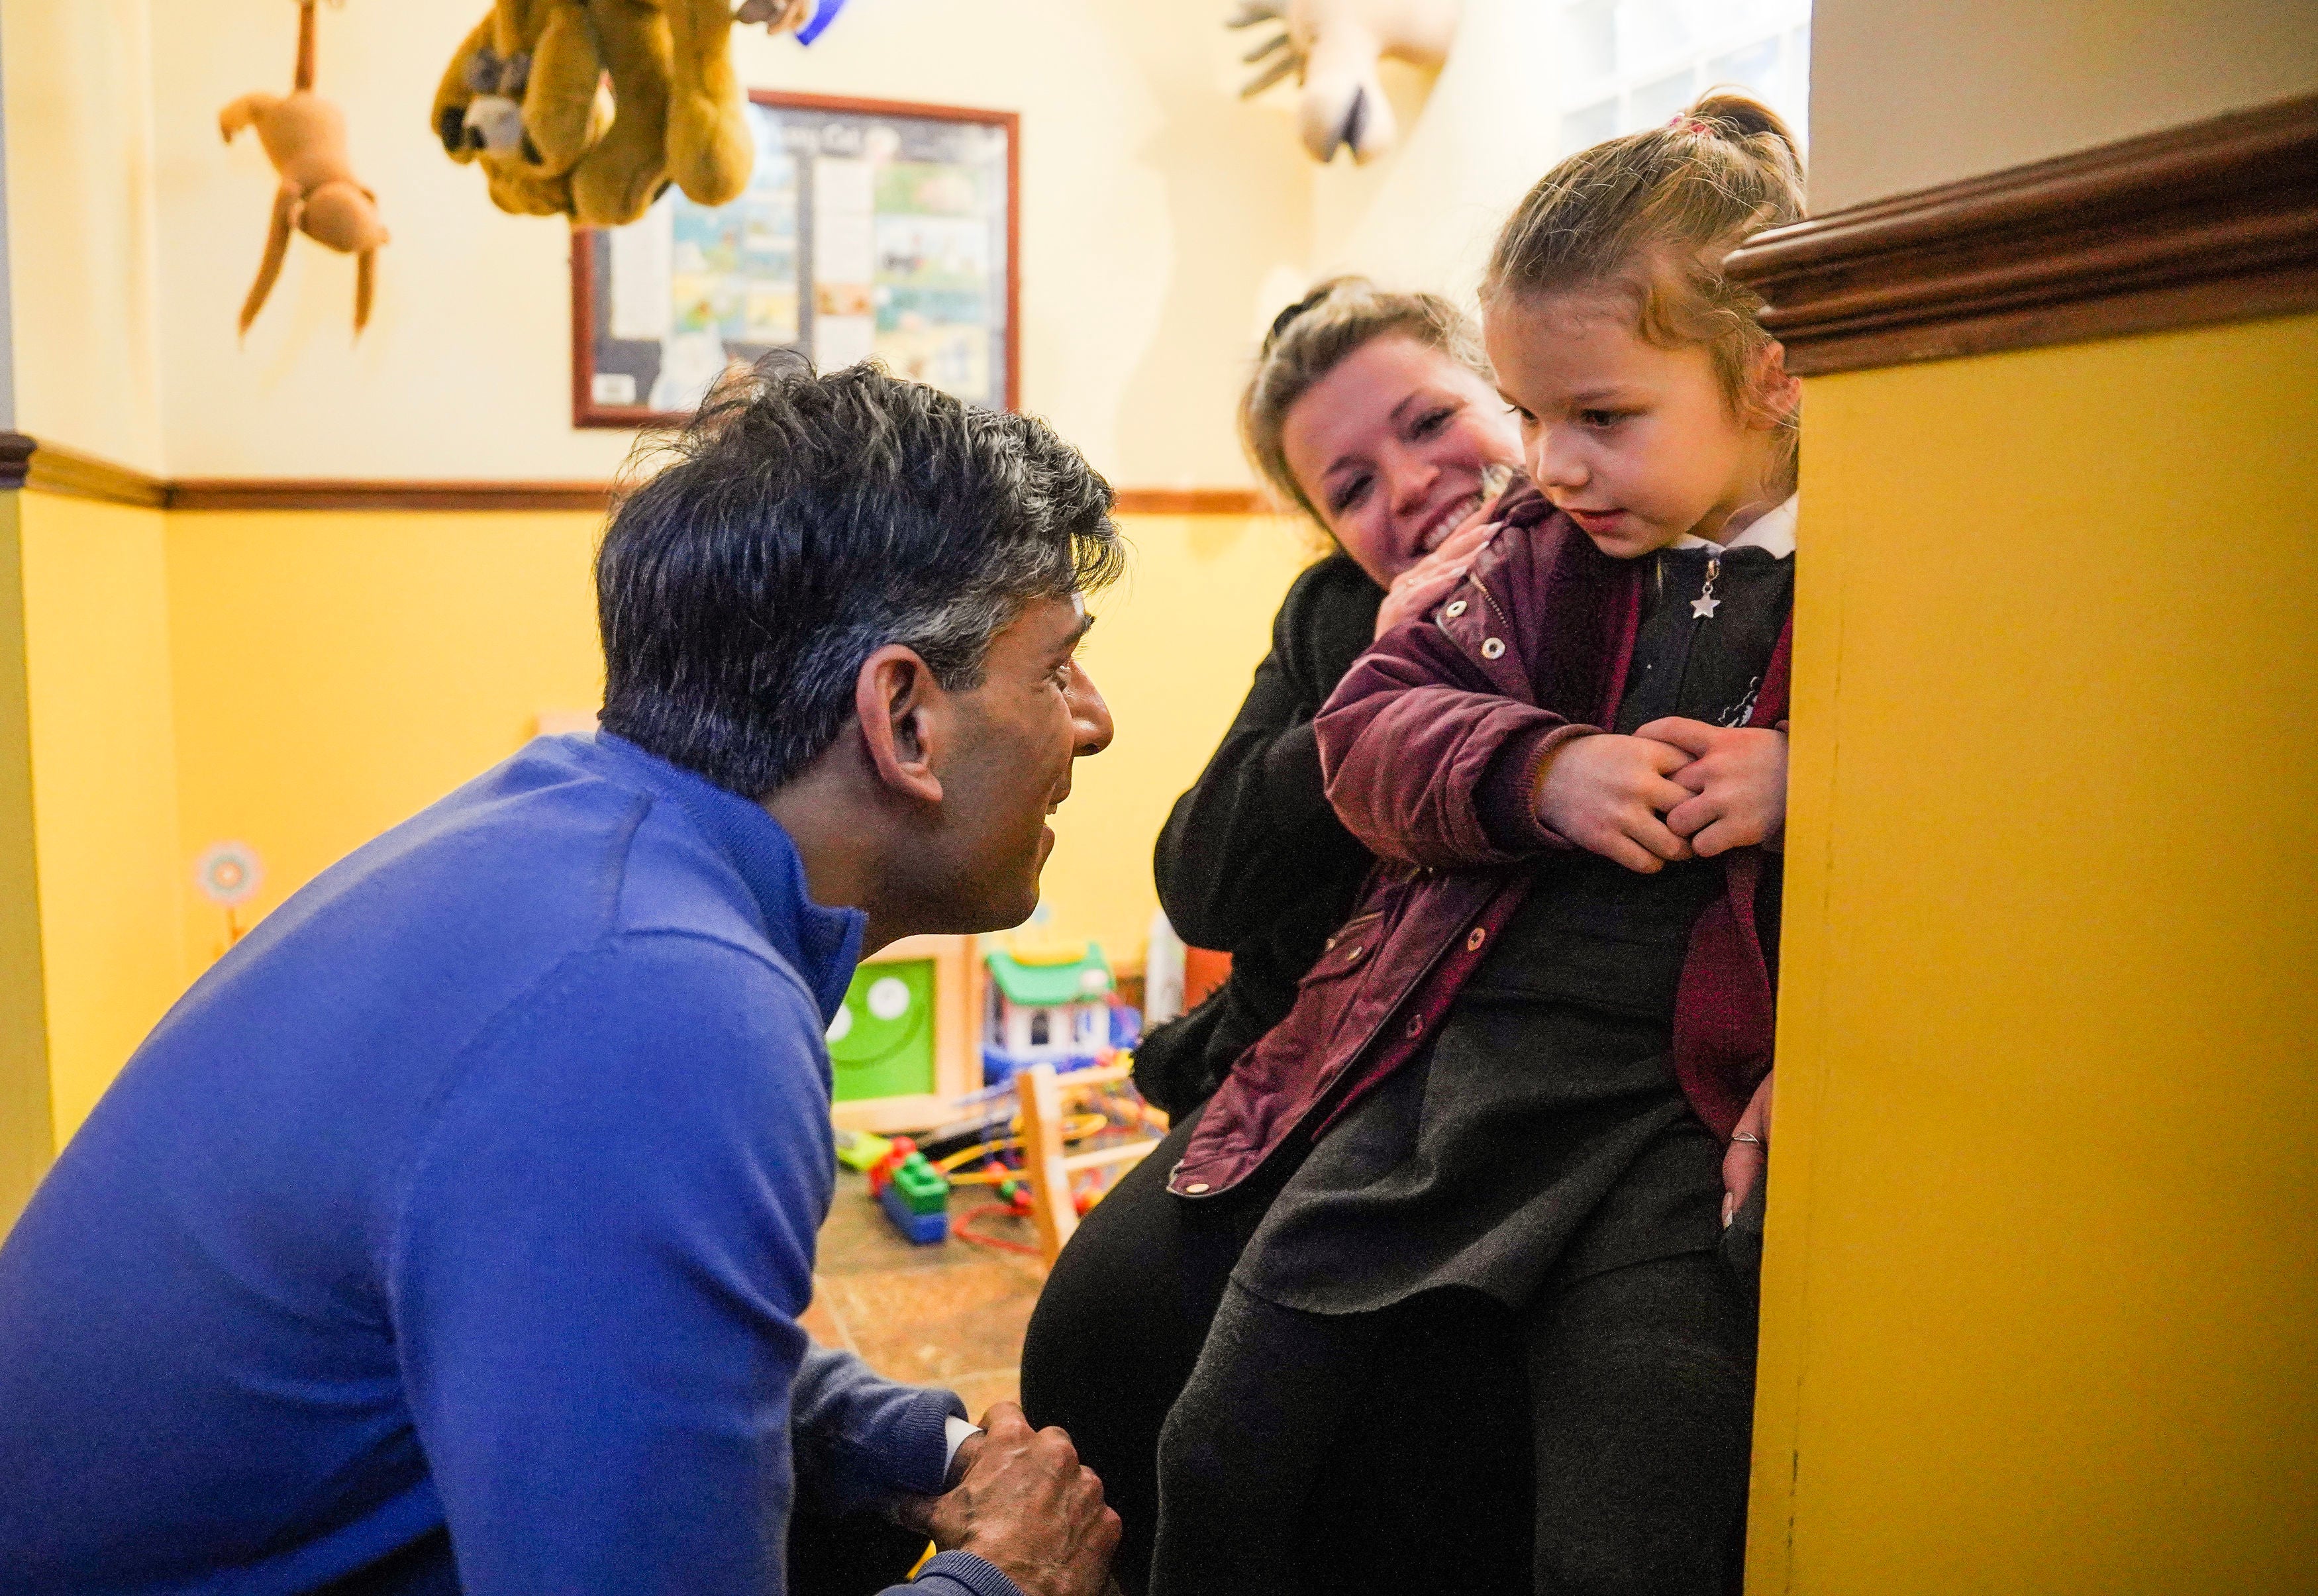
[1721,1195,1736,1228]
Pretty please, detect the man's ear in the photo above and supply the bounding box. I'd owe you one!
[852,644,948,806]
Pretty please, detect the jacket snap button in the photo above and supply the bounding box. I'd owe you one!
[1184,1182,1211,1194]
[1466,926,1487,951]
[1444,599,1467,618]
[1480,637,1506,659]
[1404,1015,1425,1038]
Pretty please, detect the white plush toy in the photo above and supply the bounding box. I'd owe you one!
[1231,0,1462,163]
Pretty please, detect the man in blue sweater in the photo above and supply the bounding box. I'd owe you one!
[0,360,1126,1595]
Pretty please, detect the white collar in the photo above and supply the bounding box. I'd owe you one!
[1672,493,1797,559]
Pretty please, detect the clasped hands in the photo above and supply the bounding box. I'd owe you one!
[890,1403,1119,1596]
[1535,721,1785,1222]
[1534,718,1786,875]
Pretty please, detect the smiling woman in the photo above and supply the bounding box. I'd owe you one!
[1019,277,1538,1593]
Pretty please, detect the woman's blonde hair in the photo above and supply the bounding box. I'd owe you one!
[1485,90,1806,478]
[1239,276,1489,526]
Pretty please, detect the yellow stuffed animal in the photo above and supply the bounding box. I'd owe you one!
[223,0,389,334]
[431,0,758,227]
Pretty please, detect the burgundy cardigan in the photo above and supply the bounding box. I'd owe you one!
[1169,483,1789,1201]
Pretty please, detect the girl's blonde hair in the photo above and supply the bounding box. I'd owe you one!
[1485,90,1805,477]
[1239,276,1489,526]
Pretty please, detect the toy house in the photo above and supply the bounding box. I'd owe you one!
[983,940,1115,1082]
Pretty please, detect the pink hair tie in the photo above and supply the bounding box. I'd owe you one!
[1668,114,1711,135]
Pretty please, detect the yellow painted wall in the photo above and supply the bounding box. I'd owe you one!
[15,491,183,1146]
[1054,513,1317,961]
[160,507,1312,989]
[0,495,55,1226]
[163,509,606,975]
[1749,313,2318,1593]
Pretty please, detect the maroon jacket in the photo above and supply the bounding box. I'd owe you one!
[1168,483,1789,1201]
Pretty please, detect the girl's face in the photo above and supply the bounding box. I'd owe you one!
[1483,289,1795,558]
[1279,334,1523,589]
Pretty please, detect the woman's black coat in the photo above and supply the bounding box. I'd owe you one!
[1133,552,1382,1117]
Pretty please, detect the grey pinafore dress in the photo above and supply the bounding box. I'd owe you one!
[1236,544,1794,1317]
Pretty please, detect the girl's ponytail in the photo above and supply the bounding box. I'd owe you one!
[1681,89,1804,185]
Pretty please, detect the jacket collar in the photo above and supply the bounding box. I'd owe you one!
[591,732,866,1022]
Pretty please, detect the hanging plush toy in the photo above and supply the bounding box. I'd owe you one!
[1231,0,1462,164]
[222,0,389,334]
[430,0,774,227]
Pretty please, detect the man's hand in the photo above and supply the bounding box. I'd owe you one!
[1535,732,1697,873]
[1374,501,1502,639]
[906,1403,1118,1596]
[1635,719,1788,857]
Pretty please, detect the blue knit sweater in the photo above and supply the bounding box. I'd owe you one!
[0,733,1018,1596]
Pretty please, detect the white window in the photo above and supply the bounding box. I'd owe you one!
[1029,1010,1051,1048]
[1552,0,1811,158]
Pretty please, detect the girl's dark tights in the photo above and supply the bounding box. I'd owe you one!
[1152,1252,1756,1596]
[1019,1106,1535,1594]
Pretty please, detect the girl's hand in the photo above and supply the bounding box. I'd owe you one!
[1374,501,1503,640]
[1722,1071,1772,1227]
[1635,719,1788,856]
[1534,732,1696,873]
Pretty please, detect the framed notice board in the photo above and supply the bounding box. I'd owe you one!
[572,90,1018,428]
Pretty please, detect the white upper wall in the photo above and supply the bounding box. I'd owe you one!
[8,0,1588,482]
[1310,0,1562,308]
[3,0,166,474]
[136,0,1317,483]
[1810,0,2318,212]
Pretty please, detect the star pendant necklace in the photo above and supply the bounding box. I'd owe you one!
[1691,555,1722,621]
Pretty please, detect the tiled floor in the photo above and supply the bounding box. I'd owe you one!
[803,1170,1049,1417]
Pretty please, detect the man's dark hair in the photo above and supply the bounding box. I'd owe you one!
[597,356,1125,795]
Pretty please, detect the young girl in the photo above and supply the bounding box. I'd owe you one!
[1150,93,1805,1595]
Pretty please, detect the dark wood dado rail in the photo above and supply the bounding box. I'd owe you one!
[0,435,1268,517]
[1725,92,2318,375]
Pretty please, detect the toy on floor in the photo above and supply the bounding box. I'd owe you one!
[1229,0,1461,163]
[982,936,1118,1084]
[868,1139,951,1245]
[222,0,389,336]
[430,0,811,227]
[909,1064,1170,1264]
[832,1126,892,1173]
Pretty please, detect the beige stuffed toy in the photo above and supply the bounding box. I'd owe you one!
[222,0,389,334]
[431,0,764,227]
[1231,0,1462,163]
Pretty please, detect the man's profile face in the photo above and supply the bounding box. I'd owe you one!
[932,595,1112,931]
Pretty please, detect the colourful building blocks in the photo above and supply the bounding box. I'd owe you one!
[873,1148,950,1244]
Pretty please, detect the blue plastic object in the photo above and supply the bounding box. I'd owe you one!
[1109,1005,1142,1049]
[876,1181,948,1244]
[983,1044,1107,1087]
[795,0,850,46]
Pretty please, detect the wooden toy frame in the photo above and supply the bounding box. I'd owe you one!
[829,934,983,1134]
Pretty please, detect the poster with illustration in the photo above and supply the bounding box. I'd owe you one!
[576,91,1016,426]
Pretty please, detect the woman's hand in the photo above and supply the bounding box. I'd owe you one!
[1373,500,1503,640]
[1533,732,1696,873]
[1635,719,1788,857]
[1722,1071,1772,1227]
